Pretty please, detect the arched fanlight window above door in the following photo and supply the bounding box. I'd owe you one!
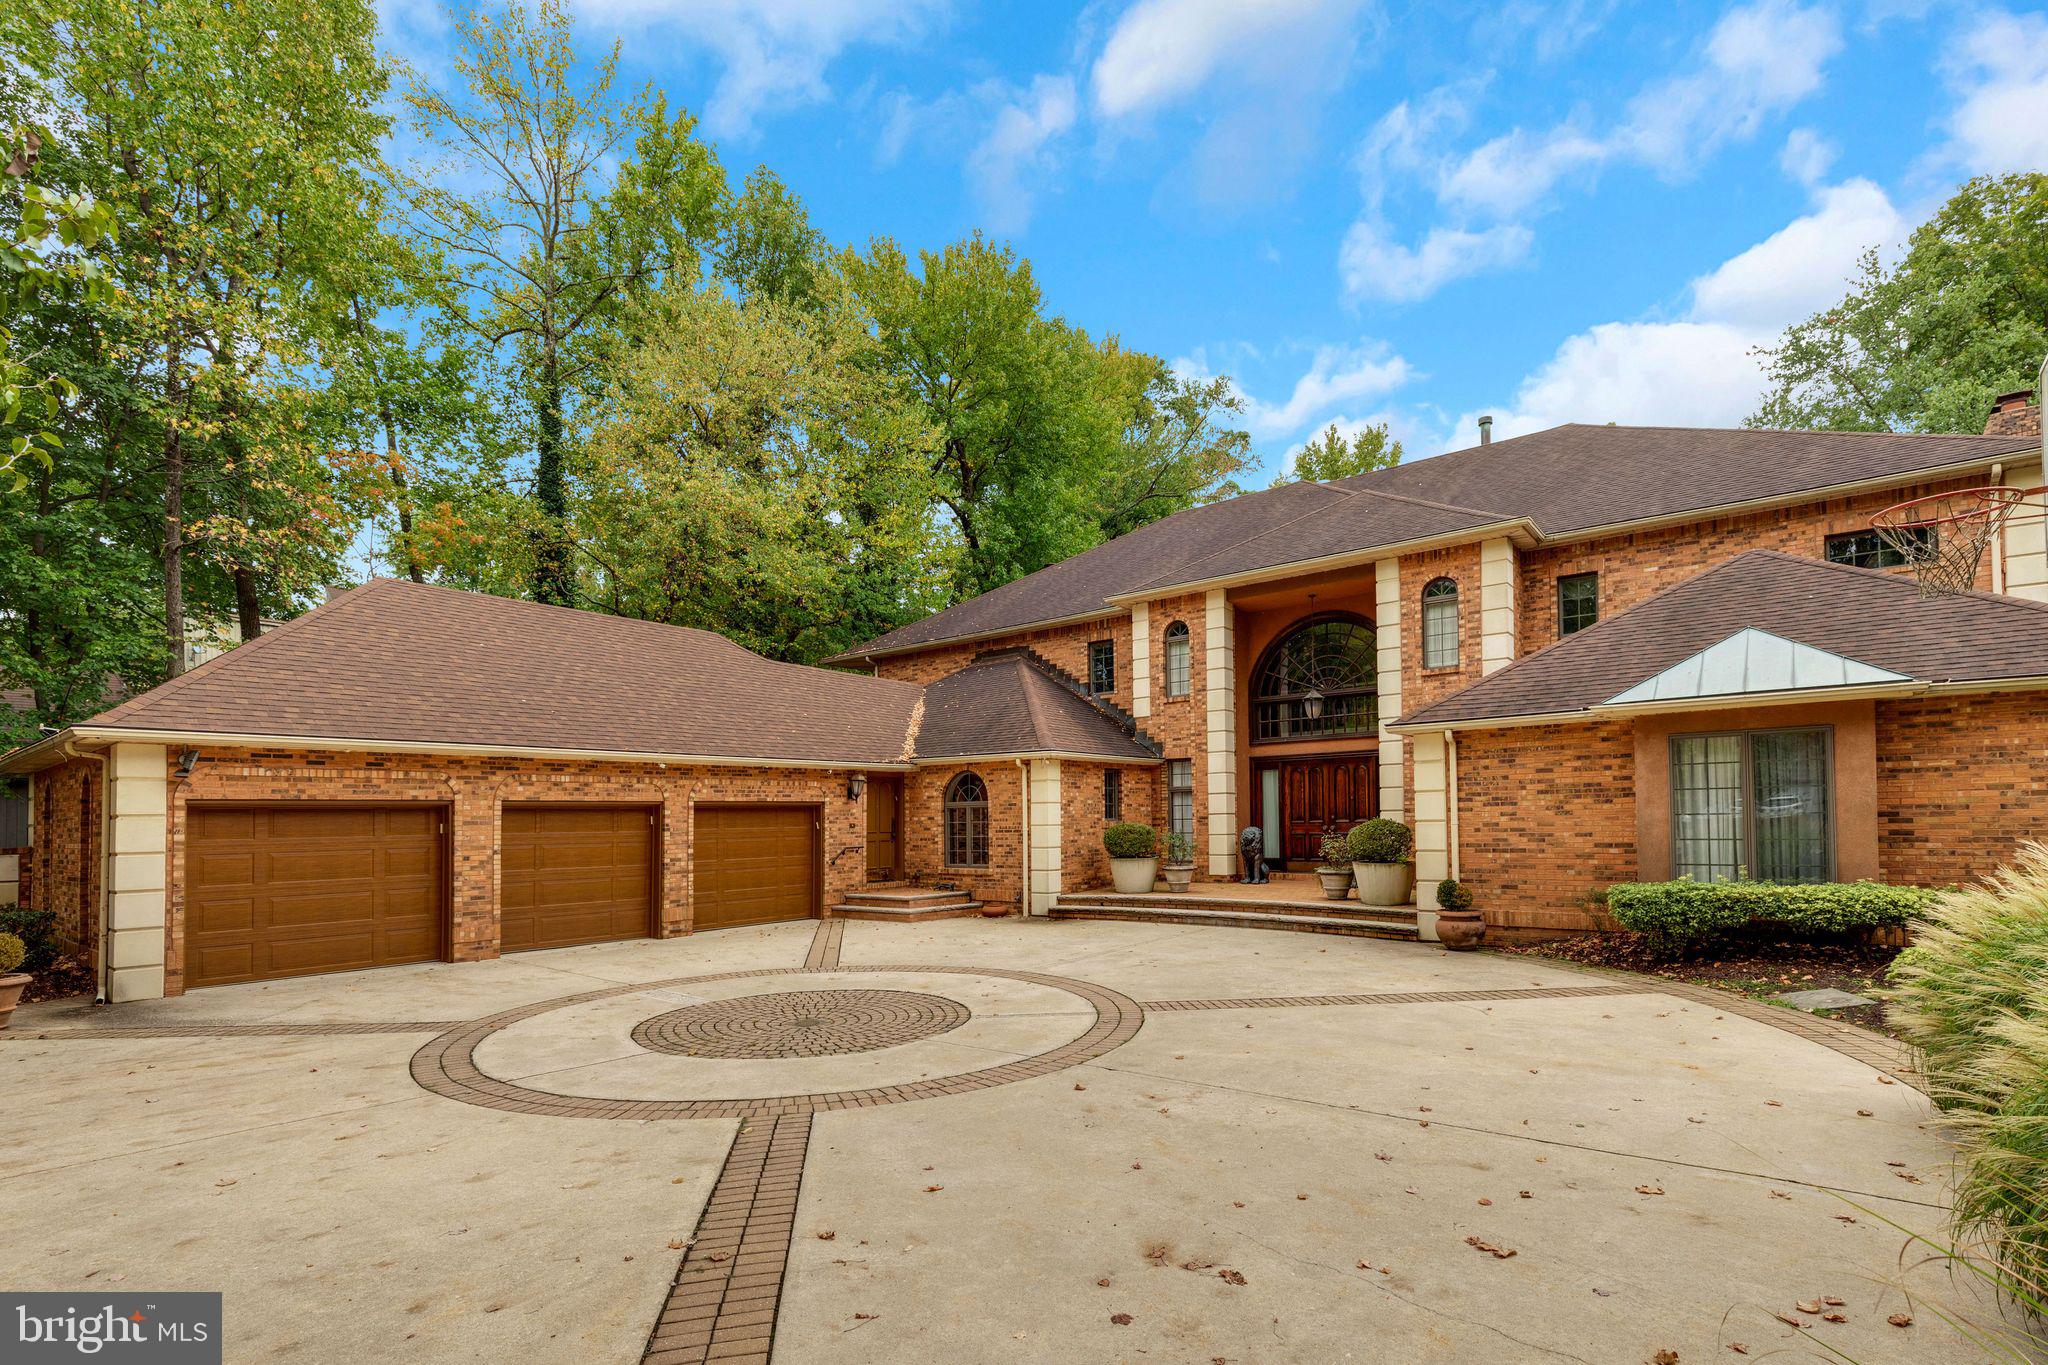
[1251,615,1377,742]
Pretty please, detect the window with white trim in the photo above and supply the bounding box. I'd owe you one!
[1166,760,1194,846]
[1162,621,1192,698]
[1420,577,1460,669]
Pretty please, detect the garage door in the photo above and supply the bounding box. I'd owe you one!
[186,804,444,989]
[501,805,655,951]
[693,805,818,930]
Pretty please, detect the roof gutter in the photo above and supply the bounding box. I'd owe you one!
[913,749,1162,766]
[1103,518,1542,605]
[0,727,916,775]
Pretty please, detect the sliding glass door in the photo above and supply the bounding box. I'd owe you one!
[1670,727,1832,883]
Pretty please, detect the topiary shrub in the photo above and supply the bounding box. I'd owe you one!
[1163,830,1194,865]
[1317,832,1351,870]
[0,932,25,977]
[1103,822,1158,859]
[1345,818,1412,865]
[1436,878,1473,913]
[1605,879,1939,946]
[0,907,59,974]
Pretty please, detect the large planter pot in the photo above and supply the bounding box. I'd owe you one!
[1110,857,1160,894]
[1316,867,1354,901]
[0,973,29,1030]
[1435,910,1486,951]
[1161,861,1195,894]
[1352,861,1415,907]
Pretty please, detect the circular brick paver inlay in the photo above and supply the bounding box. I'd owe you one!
[630,989,971,1059]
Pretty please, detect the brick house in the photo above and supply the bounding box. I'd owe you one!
[5,387,2046,1000]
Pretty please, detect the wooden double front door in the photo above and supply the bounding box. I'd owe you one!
[1254,755,1379,867]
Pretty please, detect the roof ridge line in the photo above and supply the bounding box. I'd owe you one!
[1345,484,1515,521]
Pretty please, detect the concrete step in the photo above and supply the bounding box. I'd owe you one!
[830,899,986,923]
[1048,899,1420,940]
[1055,892,1419,923]
[841,887,976,909]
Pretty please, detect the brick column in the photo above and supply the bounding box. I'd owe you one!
[1130,602,1151,720]
[1374,558,1404,822]
[1027,759,1062,915]
[1203,589,1238,876]
[1480,537,1517,674]
[106,743,169,1002]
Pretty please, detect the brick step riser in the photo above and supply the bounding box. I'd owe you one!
[840,892,974,908]
[1048,907,1418,941]
[1056,895,1417,925]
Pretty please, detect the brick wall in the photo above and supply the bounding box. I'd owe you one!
[872,614,1132,712]
[1877,692,2048,887]
[902,762,1025,910]
[149,747,868,995]
[1516,476,1993,652]
[1138,590,1212,876]
[1061,760,1163,890]
[1453,720,1636,936]
[28,758,99,951]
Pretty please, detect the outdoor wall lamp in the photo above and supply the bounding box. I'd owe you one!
[175,748,201,778]
[846,773,868,801]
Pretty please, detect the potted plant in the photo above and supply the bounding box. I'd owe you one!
[1104,822,1161,894]
[1160,830,1196,893]
[1434,878,1485,950]
[1346,818,1414,907]
[1315,832,1354,901]
[0,932,28,1031]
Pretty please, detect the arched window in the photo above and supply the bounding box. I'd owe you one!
[943,772,990,868]
[1251,614,1377,742]
[1421,577,1460,669]
[1162,620,1192,698]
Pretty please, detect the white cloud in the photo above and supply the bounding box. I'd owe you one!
[1436,125,1607,218]
[1936,9,2048,174]
[1339,220,1532,304]
[1090,0,1364,118]
[1618,0,1840,167]
[964,76,1078,234]
[574,0,947,138]
[1777,127,1837,186]
[1173,341,1416,444]
[1460,179,1905,440]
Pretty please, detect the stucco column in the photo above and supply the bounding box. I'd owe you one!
[2002,457,2048,602]
[1480,537,1517,674]
[1130,602,1151,719]
[105,742,169,1002]
[1374,558,1404,822]
[1027,759,1062,915]
[1203,588,1238,876]
[1410,729,1451,902]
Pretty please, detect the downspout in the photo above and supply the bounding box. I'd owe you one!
[1015,760,1031,916]
[55,738,113,1005]
[1445,730,1461,881]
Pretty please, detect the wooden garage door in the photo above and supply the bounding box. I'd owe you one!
[694,805,818,930]
[186,804,444,989]
[501,805,655,951]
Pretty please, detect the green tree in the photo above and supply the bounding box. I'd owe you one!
[394,0,724,605]
[1273,420,1403,486]
[1750,173,2048,433]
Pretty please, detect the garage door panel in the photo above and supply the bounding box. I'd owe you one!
[186,804,445,989]
[694,806,816,931]
[500,806,654,952]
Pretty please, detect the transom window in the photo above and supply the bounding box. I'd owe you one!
[1167,760,1194,846]
[1162,621,1192,698]
[1825,527,1931,569]
[1558,571,1599,637]
[1088,639,1115,696]
[1671,727,1832,884]
[1252,615,1378,742]
[1420,578,1460,669]
[943,772,990,868]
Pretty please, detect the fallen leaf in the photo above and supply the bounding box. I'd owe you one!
[1728,1344,1747,1355]
[1888,1313,1912,1327]
[1832,1215,1858,1224]
[1218,1269,1246,1286]
[817,1231,836,1241]
[1822,1313,1847,1323]
[923,1185,944,1193]
[1110,1313,1133,1326]
[1796,1300,1823,1314]
[854,1312,878,1321]
[1856,1109,1873,1117]
[1774,1313,1807,1328]
[1822,1297,1843,1307]
[1096,1278,1110,1287]
[667,1240,684,1250]
[1653,1352,1680,1364]
[1463,1236,1516,1259]
[1769,1190,1791,1200]
[1636,1185,1666,1196]
[1374,1152,1392,1162]
[1231,1201,1244,1208]
[1073,1083,1086,1091]
[1878,1075,1896,1085]
[1893,1170,1923,1184]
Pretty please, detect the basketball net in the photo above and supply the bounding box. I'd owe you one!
[1870,485,2045,597]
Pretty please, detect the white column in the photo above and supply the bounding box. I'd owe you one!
[2002,459,2048,602]
[1130,602,1151,719]
[1410,730,1450,899]
[1203,589,1238,876]
[1480,537,1518,675]
[1374,558,1405,823]
[1027,759,1062,916]
[106,743,168,1002]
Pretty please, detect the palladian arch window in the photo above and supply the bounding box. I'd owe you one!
[1421,577,1460,669]
[1252,615,1378,742]
[943,772,990,867]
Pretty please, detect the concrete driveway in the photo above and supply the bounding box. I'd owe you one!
[1,917,2010,1363]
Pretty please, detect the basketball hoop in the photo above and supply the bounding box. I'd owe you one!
[1870,485,2043,597]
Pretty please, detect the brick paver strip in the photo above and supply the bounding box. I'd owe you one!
[4,1020,463,1040]
[409,965,1144,1120]
[1140,984,1656,1011]
[643,1111,813,1365]
[801,920,844,970]
[632,989,971,1059]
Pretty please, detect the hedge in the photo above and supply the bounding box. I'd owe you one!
[1606,878,1940,945]
[1345,818,1412,864]
[1103,822,1158,859]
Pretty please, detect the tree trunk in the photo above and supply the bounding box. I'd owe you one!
[163,345,187,678]
[385,415,423,583]
[532,341,572,605]
[233,565,262,641]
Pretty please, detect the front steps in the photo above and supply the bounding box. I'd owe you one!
[1048,892,1421,940]
[832,886,986,922]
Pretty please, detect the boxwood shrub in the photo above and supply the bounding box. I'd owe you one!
[0,906,59,974]
[1102,822,1158,859]
[1345,818,1412,865]
[1606,878,1940,945]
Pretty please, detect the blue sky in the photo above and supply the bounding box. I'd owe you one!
[381,0,2048,485]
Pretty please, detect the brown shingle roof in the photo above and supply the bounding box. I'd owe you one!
[912,651,1160,762]
[833,424,2036,661]
[82,579,925,766]
[1396,550,2048,730]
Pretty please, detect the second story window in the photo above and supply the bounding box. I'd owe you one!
[1558,572,1599,637]
[1826,527,1930,569]
[1421,577,1460,669]
[1162,621,1191,698]
[1088,639,1115,696]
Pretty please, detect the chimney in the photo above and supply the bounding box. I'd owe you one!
[1478,415,1493,445]
[1983,388,2041,440]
